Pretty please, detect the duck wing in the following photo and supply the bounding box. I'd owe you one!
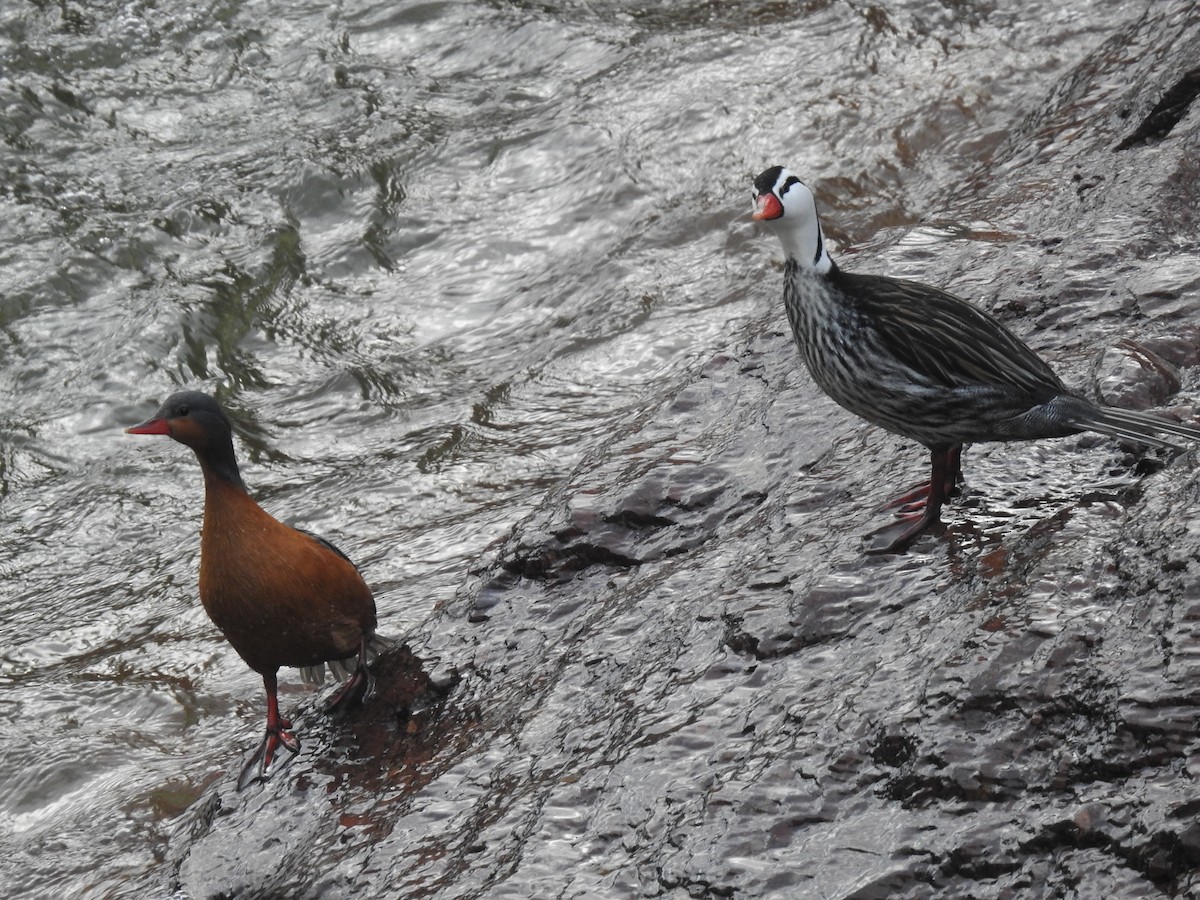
[840,271,1068,403]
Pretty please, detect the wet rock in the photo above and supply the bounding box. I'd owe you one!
[1128,256,1200,319]
[1114,66,1200,150]
[493,461,738,584]
[159,4,1200,899]
[1138,325,1200,369]
[170,646,451,899]
[1093,338,1181,409]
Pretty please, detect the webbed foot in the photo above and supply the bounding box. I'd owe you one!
[237,719,301,790]
[325,666,375,716]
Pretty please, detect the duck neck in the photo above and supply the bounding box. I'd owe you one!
[196,442,248,495]
[780,218,835,277]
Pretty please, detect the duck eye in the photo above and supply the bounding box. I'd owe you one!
[177,404,191,417]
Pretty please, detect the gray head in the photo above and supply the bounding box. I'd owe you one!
[126,390,245,488]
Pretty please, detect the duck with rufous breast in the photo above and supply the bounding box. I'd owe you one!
[126,390,388,788]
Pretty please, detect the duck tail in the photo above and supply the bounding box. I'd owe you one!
[1069,405,1200,450]
[298,633,394,685]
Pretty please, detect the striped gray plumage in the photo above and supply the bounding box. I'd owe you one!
[753,165,1200,551]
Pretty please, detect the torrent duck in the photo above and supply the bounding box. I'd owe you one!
[126,390,384,787]
[752,165,1200,552]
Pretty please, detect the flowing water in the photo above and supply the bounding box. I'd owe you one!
[2,0,1197,897]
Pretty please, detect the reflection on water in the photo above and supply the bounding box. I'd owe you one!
[0,0,1171,896]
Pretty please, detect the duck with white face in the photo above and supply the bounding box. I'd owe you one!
[751,164,1200,552]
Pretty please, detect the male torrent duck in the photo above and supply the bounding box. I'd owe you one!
[751,165,1200,552]
[126,390,385,788]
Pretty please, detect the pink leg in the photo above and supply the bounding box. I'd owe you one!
[944,445,963,495]
[237,671,301,790]
[866,446,957,554]
[325,638,376,715]
[877,445,963,514]
[879,480,936,513]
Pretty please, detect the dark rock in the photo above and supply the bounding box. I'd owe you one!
[1114,66,1200,150]
[1093,338,1181,409]
[161,4,1200,899]
[171,646,451,899]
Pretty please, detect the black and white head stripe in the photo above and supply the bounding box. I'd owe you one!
[753,165,803,199]
[751,165,833,275]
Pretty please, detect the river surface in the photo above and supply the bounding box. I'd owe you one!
[3,1,1199,898]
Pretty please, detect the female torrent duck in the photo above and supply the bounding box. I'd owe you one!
[126,390,385,788]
